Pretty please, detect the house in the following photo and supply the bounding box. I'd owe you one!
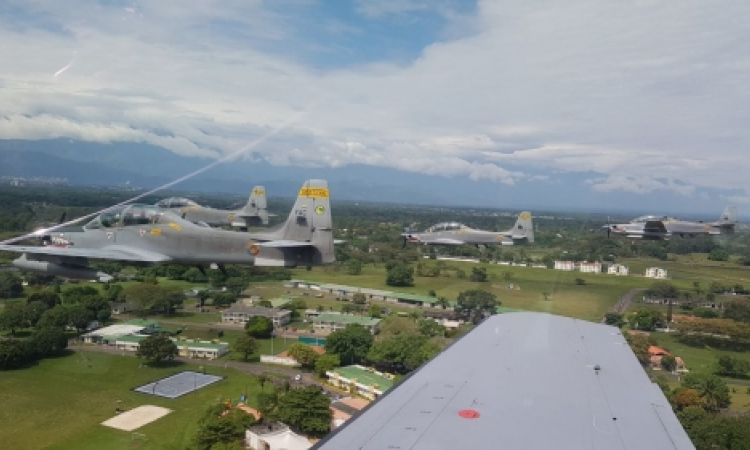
[115,335,229,359]
[81,319,158,344]
[645,267,668,279]
[246,422,311,450]
[578,262,602,273]
[221,304,291,327]
[648,346,688,373]
[109,301,136,315]
[554,261,576,271]
[312,314,381,334]
[391,292,440,308]
[326,365,395,400]
[608,264,629,276]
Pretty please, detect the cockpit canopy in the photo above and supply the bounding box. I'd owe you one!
[426,222,466,233]
[85,205,177,229]
[631,215,671,223]
[155,197,199,209]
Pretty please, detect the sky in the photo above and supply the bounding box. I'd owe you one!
[0,0,749,213]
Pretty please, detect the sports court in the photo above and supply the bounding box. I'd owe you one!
[102,405,172,431]
[133,371,224,399]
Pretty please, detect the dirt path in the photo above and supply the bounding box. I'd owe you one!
[601,288,645,322]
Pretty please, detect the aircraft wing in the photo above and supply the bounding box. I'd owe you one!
[257,240,316,248]
[643,220,668,233]
[312,313,695,450]
[0,244,172,263]
[427,238,465,245]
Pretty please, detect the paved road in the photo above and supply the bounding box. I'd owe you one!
[602,288,645,323]
[69,344,337,394]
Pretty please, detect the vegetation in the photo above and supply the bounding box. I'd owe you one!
[192,402,255,450]
[231,333,259,361]
[136,333,178,364]
[245,316,274,339]
[268,387,331,437]
[324,324,374,366]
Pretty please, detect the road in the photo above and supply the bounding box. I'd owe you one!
[69,344,338,394]
[602,288,645,323]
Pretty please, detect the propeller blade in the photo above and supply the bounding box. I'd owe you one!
[607,227,611,239]
[402,236,407,248]
[58,212,67,225]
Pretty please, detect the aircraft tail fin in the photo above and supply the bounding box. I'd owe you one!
[714,205,738,234]
[251,180,334,266]
[239,186,269,225]
[510,211,534,243]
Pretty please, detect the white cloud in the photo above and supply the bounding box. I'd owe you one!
[0,0,749,198]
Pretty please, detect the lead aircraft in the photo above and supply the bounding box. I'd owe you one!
[0,180,334,282]
[401,212,534,246]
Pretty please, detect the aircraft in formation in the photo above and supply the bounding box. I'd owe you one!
[401,211,534,247]
[603,206,738,240]
[155,186,271,228]
[0,180,334,282]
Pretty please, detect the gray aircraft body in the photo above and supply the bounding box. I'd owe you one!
[401,212,534,246]
[0,180,334,282]
[604,206,737,240]
[155,186,270,228]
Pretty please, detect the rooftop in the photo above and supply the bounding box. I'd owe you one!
[223,305,289,316]
[332,366,394,390]
[391,292,439,303]
[83,323,149,338]
[313,314,381,327]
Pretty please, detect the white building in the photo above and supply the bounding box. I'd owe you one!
[645,267,668,279]
[608,264,629,276]
[579,262,602,274]
[246,423,311,450]
[554,261,576,271]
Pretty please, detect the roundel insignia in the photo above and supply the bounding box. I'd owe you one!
[247,242,260,256]
[228,214,235,221]
[315,205,325,215]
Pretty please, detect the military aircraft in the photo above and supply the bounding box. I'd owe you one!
[155,186,271,228]
[401,212,534,246]
[603,206,738,240]
[0,180,334,282]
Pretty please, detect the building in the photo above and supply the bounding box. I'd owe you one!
[221,304,291,327]
[81,319,158,344]
[246,422,311,450]
[648,346,688,373]
[326,365,395,400]
[312,314,381,334]
[578,262,602,273]
[109,301,136,315]
[391,292,440,308]
[645,267,668,279]
[554,261,576,271]
[608,264,629,276]
[114,335,229,359]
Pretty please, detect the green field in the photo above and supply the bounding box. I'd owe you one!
[288,261,649,321]
[0,352,266,450]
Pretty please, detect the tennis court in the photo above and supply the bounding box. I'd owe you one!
[134,371,224,399]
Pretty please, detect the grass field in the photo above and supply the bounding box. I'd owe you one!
[288,261,650,321]
[0,352,267,450]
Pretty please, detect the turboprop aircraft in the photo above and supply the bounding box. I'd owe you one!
[401,212,534,246]
[0,180,334,282]
[155,186,271,228]
[603,206,738,240]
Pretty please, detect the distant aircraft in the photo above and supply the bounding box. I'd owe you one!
[401,212,534,246]
[311,312,695,450]
[155,186,271,228]
[0,180,334,282]
[604,206,738,240]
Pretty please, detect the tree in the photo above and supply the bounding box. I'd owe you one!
[367,333,440,372]
[257,387,280,417]
[38,305,70,329]
[119,283,164,316]
[257,300,273,308]
[346,259,363,275]
[245,316,274,339]
[604,312,623,327]
[386,262,414,287]
[418,318,444,338]
[271,387,331,437]
[470,267,488,282]
[714,355,750,378]
[325,324,374,365]
[67,304,94,333]
[97,308,112,325]
[647,281,679,299]
[436,297,450,309]
[0,339,31,370]
[0,303,26,336]
[182,267,208,283]
[28,327,68,357]
[225,277,248,296]
[193,402,255,450]
[367,304,382,318]
[672,388,702,410]
[136,333,178,364]
[26,290,60,309]
[287,343,319,369]
[212,293,236,308]
[631,308,664,331]
[660,355,677,372]
[257,372,270,391]
[708,248,729,262]
[232,333,258,361]
[0,272,23,298]
[104,284,123,302]
[625,333,652,366]
[574,278,586,286]
[724,301,750,323]
[455,289,498,324]
[682,372,731,411]
[24,301,48,328]
[314,353,340,376]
